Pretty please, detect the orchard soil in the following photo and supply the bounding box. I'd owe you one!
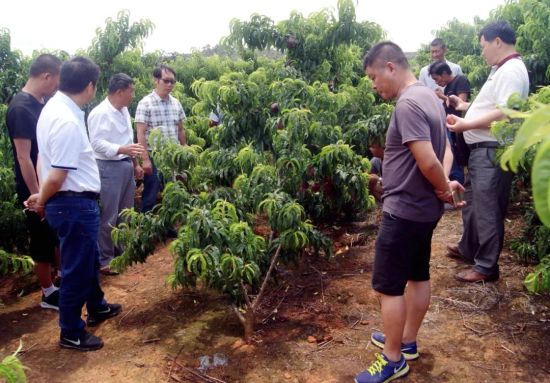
[1,208,549,383]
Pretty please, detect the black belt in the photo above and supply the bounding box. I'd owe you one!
[97,157,131,162]
[54,191,100,200]
[467,141,500,150]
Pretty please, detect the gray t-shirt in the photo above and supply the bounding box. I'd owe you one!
[382,82,446,223]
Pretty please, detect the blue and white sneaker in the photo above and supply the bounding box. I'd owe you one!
[371,331,419,361]
[355,353,409,383]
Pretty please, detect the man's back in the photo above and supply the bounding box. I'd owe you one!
[382,83,447,222]
[6,92,43,200]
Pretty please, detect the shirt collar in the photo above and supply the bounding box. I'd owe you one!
[152,91,170,103]
[56,91,85,119]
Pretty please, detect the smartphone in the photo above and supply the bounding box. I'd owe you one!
[452,189,465,206]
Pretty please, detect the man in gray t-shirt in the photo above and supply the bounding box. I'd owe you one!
[354,42,464,383]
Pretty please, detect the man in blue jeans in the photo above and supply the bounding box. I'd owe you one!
[25,57,121,351]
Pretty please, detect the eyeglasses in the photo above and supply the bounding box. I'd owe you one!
[161,78,176,85]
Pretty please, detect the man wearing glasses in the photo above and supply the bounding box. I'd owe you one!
[135,65,186,212]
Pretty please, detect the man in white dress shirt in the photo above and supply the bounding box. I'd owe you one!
[88,73,144,275]
[26,57,122,351]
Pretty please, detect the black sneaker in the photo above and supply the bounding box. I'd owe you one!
[40,289,60,311]
[59,331,103,351]
[86,303,122,327]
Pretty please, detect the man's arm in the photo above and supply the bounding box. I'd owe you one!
[25,168,68,217]
[407,140,464,205]
[177,121,186,146]
[442,138,453,178]
[136,122,152,175]
[13,138,39,194]
[446,109,505,132]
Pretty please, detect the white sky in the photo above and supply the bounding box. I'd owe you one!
[1,0,504,55]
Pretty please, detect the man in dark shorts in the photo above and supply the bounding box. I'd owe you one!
[355,42,464,383]
[6,54,62,310]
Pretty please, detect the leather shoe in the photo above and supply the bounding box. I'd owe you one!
[455,269,499,283]
[100,266,119,276]
[446,245,474,264]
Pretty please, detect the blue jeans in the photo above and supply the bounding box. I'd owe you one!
[448,130,465,184]
[141,157,161,213]
[46,196,107,338]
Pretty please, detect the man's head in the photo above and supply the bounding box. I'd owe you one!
[29,54,62,97]
[363,41,410,100]
[108,73,135,108]
[153,65,176,98]
[430,38,447,62]
[478,21,517,66]
[59,56,100,104]
[369,142,384,159]
[428,61,453,87]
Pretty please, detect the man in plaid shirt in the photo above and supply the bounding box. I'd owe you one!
[135,65,186,212]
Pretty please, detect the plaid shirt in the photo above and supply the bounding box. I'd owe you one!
[135,91,186,144]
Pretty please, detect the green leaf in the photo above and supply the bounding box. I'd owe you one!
[532,139,550,227]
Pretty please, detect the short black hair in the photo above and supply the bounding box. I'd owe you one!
[59,57,100,94]
[430,38,446,49]
[428,61,452,76]
[108,73,134,94]
[479,21,516,45]
[29,54,62,77]
[153,64,176,79]
[363,41,409,70]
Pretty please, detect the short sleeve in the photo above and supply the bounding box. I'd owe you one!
[455,76,471,96]
[134,99,149,124]
[49,121,82,170]
[178,102,186,122]
[395,100,432,145]
[494,63,529,107]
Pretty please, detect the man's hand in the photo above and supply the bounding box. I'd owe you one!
[118,143,145,157]
[446,114,472,133]
[434,88,447,103]
[435,180,466,208]
[134,164,144,180]
[142,158,153,176]
[24,193,45,218]
[448,95,470,111]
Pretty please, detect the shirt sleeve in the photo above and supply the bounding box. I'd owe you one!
[88,108,120,158]
[134,99,149,124]
[396,99,432,144]
[9,106,35,139]
[178,101,186,122]
[49,120,82,170]
[494,62,529,106]
[454,76,471,97]
[418,67,430,87]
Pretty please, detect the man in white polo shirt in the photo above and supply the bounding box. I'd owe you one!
[135,64,186,213]
[446,21,529,282]
[88,73,144,275]
[26,57,122,351]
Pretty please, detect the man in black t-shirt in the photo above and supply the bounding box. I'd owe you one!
[429,61,471,181]
[6,54,62,310]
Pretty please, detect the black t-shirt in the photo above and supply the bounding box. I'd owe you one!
[444,75,471,116]
[6,92,44,202]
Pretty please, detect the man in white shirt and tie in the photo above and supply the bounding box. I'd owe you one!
[88,73,144,275]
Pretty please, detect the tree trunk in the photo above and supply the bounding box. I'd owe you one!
[243,310,255,343]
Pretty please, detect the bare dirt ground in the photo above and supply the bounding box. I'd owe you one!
[1,209,549,383]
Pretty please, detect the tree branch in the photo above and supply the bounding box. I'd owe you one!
[252,243,282,311]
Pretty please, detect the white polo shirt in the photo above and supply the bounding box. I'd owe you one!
[464,58,529,144]
[37,91,100,193]
[88,97,133,160]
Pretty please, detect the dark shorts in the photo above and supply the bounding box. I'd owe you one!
[372,212,439,296]
[25,209,58,263]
